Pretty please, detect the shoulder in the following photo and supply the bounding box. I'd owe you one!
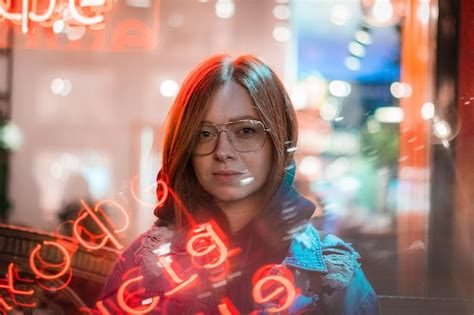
[99,225,175,300]
[317,231,380,314]
[319,233,361,291]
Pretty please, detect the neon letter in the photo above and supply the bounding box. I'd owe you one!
[73,199,129,250]
[186,223,228,269]
[116,275,160,313]
[157,255,198,296]
[69,0,104,25]
[252,266,296,313]
[0,263,35,308]
[29,241,71,280]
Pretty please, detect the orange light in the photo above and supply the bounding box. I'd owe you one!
[95,301,110,314]
[218,297,240,315]
[73,199,129,250]
[29,241,71,280]
[252,265,296,313]
[0,263,36,308]
[0,296,12,312]
[36,268,72,292]
[116,275,160,314]
[157,256,199,297]
[130,176,169,209]
[186,223,228,269]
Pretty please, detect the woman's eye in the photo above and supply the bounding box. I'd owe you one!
[237,127,256,136]
[198,131,211,139]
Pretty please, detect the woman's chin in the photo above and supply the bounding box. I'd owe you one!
[209,188,250,203]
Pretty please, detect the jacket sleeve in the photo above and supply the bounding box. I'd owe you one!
[96,236,145,307]
[321,234,380,315]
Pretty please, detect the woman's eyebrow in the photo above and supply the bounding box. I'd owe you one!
[202,115,259,124]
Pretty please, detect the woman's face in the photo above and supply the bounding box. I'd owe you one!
[191,81,273,205]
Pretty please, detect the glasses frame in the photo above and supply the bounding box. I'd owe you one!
[192,119,271,156]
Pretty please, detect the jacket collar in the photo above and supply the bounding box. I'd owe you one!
[282,223,328,273]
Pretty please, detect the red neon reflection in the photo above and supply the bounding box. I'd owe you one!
[0,263,36,309]
[157,256,199,297]
[130,176,169,209]
[187,223,229,269]
[73,199,129,250]
[36,268,73,292]
[252,265,297,313]
[218,297,240,315]
[116,275,160,314]
[29,241,71,280]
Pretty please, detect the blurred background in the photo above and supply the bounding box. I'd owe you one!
[0,0,473,313]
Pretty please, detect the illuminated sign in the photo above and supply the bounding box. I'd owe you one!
[0,0,113,34]
[0,178,302,314]
[0,0,160,51]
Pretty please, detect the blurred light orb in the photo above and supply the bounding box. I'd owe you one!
[367,118,381,133]
[416,0,431,25]
[215,0,235,19]
[372,0,394,23]
[273,4,290,20]
[433,119,451,139]
[272,25,291,42]
[298,156,321,177]
[345,56,361,70]
[51,78,65,95]
[51,78,72,96]
[330,4,352,26]
[375,107,404,123]
[126,0,151,8]
[355,30,372,45]
[390,82,412,98]
[361,0,403,27]
[0,122,23,151]
[53,20,66,34]
[421,102,435,120]
[320,102,339,121]
[160,79,179,98]
[290,85,307,110]
[348,41,366,57]
[61,79,72,96]
[66,26,86,41]
[329,80,351,97]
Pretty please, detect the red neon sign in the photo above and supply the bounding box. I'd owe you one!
[73,199,129,250]
[187,223,229,269]
[0,263,36,310]
[0,0,113,34]
[116,275,160,314]
[252,265,297,313]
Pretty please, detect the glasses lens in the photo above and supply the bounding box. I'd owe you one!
[228,120,266,152]
[193,125,218,155]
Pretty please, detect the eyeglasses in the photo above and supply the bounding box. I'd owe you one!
[192,119,271,155]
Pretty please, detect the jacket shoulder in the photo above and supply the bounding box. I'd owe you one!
[319,234,380,314]
[98,225,174,300]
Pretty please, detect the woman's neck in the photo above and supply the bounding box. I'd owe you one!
[217,194,265,233]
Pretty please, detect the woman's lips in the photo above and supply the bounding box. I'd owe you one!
[212,171,243,183]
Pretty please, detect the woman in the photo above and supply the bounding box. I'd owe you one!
[98,54,380,314]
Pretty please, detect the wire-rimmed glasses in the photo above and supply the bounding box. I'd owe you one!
[192,119,270,155]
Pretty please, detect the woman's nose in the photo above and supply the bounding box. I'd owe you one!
[213,131,236,161]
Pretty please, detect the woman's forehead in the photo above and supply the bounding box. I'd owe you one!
[202,81,260,123]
